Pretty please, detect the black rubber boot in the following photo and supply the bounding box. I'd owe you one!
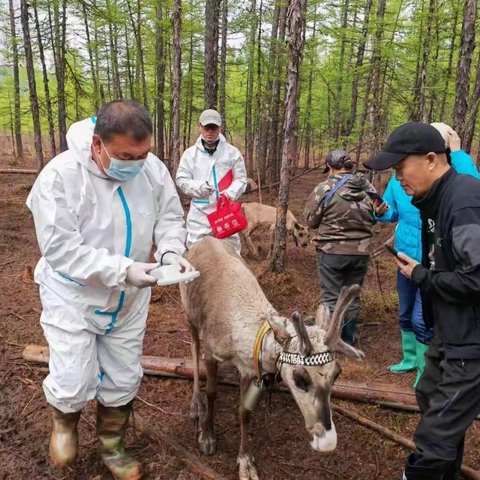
[404,457,444,480]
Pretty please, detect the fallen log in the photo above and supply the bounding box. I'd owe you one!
[23,345,418,410]
[333,404,480,480]
[0,169,38,174]
[132,412,228,480]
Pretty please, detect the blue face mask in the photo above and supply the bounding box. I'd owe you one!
[201,134,220,145]
[101,142,146,182]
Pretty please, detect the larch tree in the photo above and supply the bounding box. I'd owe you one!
[270,0,307,273]
[172,0,182,170]
[20,0,44,171]
[453,0,477,141]
[204,0,220,109]
[9,0,23,161]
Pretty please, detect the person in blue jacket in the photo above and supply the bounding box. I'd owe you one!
[375,123,480,387]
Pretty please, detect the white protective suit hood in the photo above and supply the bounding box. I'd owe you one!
[66,117,106,177]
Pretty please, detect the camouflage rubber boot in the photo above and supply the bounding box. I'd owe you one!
[50,406,81,468]
[97,400,142,480]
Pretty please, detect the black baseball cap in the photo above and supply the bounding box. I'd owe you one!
[323,150,353,173]
[365,122,446,171]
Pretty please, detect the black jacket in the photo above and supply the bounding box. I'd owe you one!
[412,168,480,359]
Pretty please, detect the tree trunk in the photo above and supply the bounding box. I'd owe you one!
[268,4,287,186]
[9,0,24,161]
[204,0,220,109]
[245,0,257,178]
[172,0,182,171]
[354,72,372,169]
[184,1,194,151]
[334,0,350,141]
[453,0,477,141]
[82,2,100,112]
[463,49,480,153]
[20,0,44,171]
[427,22,440,123]
[270,0,307,273]
[304,6,317,170]
[371,0,387,152]
[418,0,435,123]
[106,0,122,99]
[219,0,228,134]
[54,0,68,152]
[156,0,165,160]
[125,20,136,100]
[440,0,459,120]
[127,0,148,109]
[257,3,280,184]
[410,0,425,121]
[345,0,373,138]
[254,0,263,165]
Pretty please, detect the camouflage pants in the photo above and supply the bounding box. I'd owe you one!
[316,250,369,344]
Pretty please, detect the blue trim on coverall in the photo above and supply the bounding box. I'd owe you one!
[93,187,132,335]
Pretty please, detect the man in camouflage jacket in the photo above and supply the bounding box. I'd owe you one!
[304,150,380,344]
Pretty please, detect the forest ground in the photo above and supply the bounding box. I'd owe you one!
[1,160,480,480]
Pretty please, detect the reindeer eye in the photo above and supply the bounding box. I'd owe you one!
[293,369,311,392]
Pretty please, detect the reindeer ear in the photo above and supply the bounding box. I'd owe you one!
[331,339,365,362]
[291,311,313,356]
[265,317,290,348]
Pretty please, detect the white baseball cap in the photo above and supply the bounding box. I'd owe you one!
[431,122,453,149]
[199,109,222,127]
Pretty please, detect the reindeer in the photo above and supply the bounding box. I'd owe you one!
[241,202,311,258]
[180,237,364,480]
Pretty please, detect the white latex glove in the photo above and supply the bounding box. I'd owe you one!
[200,182,215,196]
[219,190,234,201]
[126,262,160,288]
[162,253,195,275]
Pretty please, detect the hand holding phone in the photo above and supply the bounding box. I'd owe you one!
[385,244,407,265]
[366,190,384,203]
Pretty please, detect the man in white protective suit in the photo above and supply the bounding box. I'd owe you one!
[26,100,194,480]
[176,109,247,254]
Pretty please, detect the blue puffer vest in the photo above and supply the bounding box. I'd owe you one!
[376,150,480,262]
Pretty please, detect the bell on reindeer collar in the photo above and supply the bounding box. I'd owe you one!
[243,379,266,412]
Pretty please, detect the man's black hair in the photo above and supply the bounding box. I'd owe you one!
[94,100,153,142]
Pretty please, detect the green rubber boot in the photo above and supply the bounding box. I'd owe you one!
[97,400,142,480]
[389,330,417,373]
[414,341,429,388]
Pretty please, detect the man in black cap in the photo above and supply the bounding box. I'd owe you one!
[304,150,379,345]
[366,122,480,480]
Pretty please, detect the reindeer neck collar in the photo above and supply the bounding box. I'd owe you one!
[253,321,334,382]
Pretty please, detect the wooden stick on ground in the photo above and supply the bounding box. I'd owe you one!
[332,404,480,480]
[132,412,228,480]
[0,169,38,174]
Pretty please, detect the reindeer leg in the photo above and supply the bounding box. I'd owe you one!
[245,226,259,258]
[237,376,259,480]
[189,323,205,437]
[267,225,275,260]
[199,357,218,455]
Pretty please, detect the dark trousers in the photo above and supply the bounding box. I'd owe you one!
[316,250,369,345]
[397,270,434,345]
[409,338,480,477]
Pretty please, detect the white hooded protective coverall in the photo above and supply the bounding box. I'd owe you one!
[26,117,186,413]
[176,134,247,254]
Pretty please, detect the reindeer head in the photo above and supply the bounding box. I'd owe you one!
[265,285,364,453]
[292,222,311,248]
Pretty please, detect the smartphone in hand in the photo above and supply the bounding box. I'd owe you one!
[366,190,384,203]
[385,244,407,265]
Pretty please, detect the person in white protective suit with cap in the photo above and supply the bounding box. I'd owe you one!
[176,109,247,254]
[26,100,194,480]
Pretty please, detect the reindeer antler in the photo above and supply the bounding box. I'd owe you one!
[291,312,313,356]
[325,285,361,344]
